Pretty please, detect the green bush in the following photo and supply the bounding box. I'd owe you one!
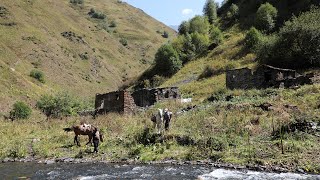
[9,101,32,120]
[244,27,262,51]
[191,32,210,54]
[70,0,84,5]
[30,69,45,83]
[97,21,109,31]
[226,3,239,20]
[151,75,166,87]
[275,6,320,67]
[119,38,128,46]
[255,3,278,32]
[36,92,85,118]
[209,26,223,45]
[109,20,117,27]
[79,52,89,60]
[178,21,189,35]
[154,43,182,76]
[89,8,106,19]
[257,7,320,68]
[172,32,210,64]
[189,15,210,35]
[203,0,217,24]
[172,34,196,64]
[256,34,279,64]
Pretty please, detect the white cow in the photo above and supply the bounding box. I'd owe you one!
[151,108,173,134]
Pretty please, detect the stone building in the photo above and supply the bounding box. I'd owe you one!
[94,87,180,115]
[226,65,316,89]
[131,87,180,107]
[95,90,136,115]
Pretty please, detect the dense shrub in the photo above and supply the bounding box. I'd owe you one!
[191,32,210,54]
[276,6,320,67]
[30,69,45,83]
[172,34,196,64]
[189,15,210,35]
[97,21,109,31]
[9,101,32,120]
[154,43,182,76]
[109,20,117,27]
[172,32,210,64]
[209,26,223,45]
[255,3,278,32]
[119,38,128,46]
[226,3,239,20]
[178,21,189,35]
[88,8,106,19]
[256,34,279,64]
[244,27,262,50]
[36,92,85,118]
[79,52,89,60]
[257,7,320,68]
[151,75,166,87]
[203,0,218,24]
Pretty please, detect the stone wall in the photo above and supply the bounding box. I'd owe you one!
[95,90,136,114]
[254,65,297,88]
[226,68,255,90]
[226,65,316,89]
[156,87,180,100]
[123,90,136,114]
[131,87,180,107]
[95,87,180,115]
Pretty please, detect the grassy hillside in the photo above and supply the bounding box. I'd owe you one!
[0,0,175,113]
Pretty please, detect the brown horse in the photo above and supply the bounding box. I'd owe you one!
[63,123,103,152]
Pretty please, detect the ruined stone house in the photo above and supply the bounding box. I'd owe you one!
[94,87,180,115]
[226,65,317,89]
[95,90,136,115]
[131,87,180,107]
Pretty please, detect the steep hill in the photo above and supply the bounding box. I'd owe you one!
[0,0,175,112]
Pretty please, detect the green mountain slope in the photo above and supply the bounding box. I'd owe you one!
[0,0,175,112]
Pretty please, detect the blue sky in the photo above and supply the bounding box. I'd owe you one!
[123,0,223,26]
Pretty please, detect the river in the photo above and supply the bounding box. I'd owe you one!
[0,162,319,179]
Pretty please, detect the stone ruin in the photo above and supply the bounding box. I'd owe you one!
[226,65,319,90]
[95,90,136,115]
[94,87,180,115]
[131,87,180,107]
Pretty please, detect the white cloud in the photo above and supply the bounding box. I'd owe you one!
[182,8,193,16]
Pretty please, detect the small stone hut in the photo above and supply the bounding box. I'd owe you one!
[95,90,136,115]
[131,87,180,107]
[226,65,314,89]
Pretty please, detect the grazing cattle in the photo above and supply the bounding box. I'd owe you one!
[63,123,103,152]
[151,108,173,134]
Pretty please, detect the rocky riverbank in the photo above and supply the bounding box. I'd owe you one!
[1,156,312,175]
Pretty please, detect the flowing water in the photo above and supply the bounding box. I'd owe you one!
[0,162,319,180]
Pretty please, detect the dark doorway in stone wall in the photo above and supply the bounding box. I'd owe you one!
[264,71,272,82]
[164,91,169,98]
